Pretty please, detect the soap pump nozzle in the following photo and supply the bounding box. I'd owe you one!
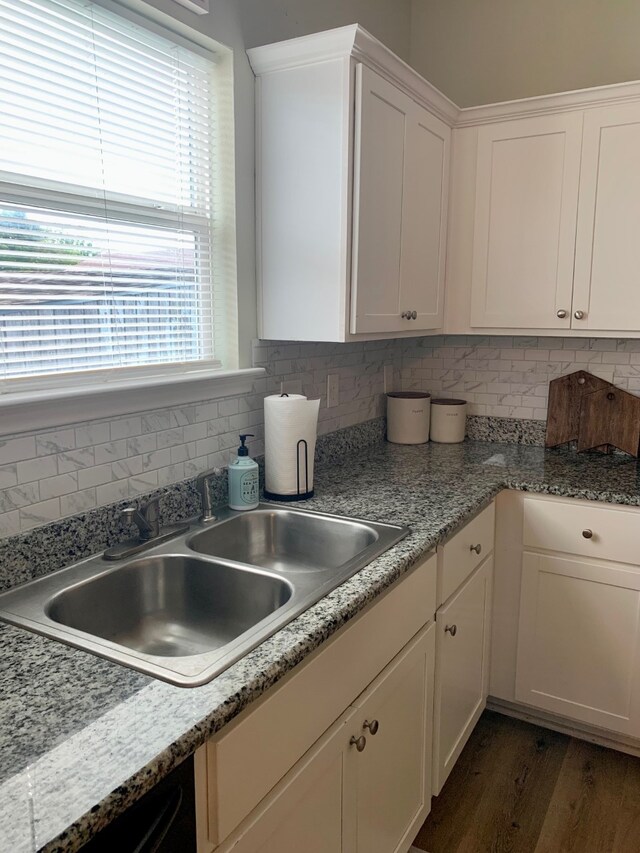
[237,434,254,457]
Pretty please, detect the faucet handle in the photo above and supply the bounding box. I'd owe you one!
[140,496,160,524]
[120,506,138,526]
[120,498,161,541]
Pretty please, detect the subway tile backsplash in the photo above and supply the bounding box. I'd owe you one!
[0,339,404,537]
[401,335,640,419]
[2,333,640,538]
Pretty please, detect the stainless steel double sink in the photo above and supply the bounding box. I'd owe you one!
[0,505,408,686]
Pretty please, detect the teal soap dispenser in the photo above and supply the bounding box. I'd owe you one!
[228,434,259,511]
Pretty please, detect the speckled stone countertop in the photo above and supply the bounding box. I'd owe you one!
[3,438,640,853]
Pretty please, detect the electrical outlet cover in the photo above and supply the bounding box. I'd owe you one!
[383,364,394,393]
[327,374,340,408]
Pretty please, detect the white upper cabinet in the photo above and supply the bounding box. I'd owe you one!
[351,66,449,334]
[446,82,640,336]
[248,25,454,342]
[572,102,640,331]
[351,66,412,334]
[470,114,583,329]
[252,26,640,340]
[404,105,449,329]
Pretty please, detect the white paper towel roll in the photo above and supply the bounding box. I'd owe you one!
[264,394,321,497]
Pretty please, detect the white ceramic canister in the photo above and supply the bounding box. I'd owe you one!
[430,398,467,443]
[386,392,431,444]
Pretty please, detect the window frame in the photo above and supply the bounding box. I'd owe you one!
[0,0,248,426]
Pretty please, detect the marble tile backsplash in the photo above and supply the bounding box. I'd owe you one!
[0,340,403,537]
[401,335,640,419]
[3,332,640,539]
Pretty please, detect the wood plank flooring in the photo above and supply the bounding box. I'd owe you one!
[414,710,640,853]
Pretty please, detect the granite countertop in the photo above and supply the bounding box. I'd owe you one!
[2,439,640,853]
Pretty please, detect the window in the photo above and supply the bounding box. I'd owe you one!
[0,0,236,393]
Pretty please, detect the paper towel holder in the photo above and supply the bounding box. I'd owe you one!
[264,438,314,502]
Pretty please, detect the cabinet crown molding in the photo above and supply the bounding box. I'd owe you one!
[247,24,459,126]
[248,24,640,128]
[457,78,640,126]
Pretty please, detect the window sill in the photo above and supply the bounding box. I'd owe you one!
[0,367,266,437]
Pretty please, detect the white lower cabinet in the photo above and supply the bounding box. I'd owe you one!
[515,551,640,736]
[432,556,493,794]
[491,491,640,747]
[213,714,348,853]
[346,625,435,853]
[195,554,438,853]
[215,624,435,853]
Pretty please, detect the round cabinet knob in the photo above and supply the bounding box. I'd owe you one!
[401,310,412,319]
[363,719,379,735]
[445,624,457,636]
[470,543,482,555]
[350,734,367,752]
[410,310,418,320]
[582,529,593,539]
[574,310,585,320]
[556,309,567,319]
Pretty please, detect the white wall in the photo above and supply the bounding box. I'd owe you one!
[410,0,640,107]
[237,0,412,57]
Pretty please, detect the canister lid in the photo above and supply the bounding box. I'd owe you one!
[386,392,431,399]
[431,398,466,405]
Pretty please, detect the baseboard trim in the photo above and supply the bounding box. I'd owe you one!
[487,697,640,758]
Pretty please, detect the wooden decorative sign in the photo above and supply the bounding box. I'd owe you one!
[546,370,640,457]
[578,387,640,457]
[545,371,612,448]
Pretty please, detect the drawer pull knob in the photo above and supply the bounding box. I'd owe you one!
[470,543,482,555]
[445,624,458,637]
[574,310,585,320]
[582,529,593,539]
[350,734,367,752]
[363,719,379,735]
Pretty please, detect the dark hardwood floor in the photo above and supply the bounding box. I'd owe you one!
[413,710,640,853]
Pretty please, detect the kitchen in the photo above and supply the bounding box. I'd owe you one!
[3,0,640,851]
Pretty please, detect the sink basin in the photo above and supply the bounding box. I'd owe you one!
[46,555,293,658]
[188,509,379,573]
[0,504,408,686]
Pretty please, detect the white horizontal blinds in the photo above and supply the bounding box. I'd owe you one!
[0,0,218,384]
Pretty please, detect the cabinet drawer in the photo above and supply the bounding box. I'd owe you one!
[523,496,640,566]
[438,502,495,605]
[205,552,437,846]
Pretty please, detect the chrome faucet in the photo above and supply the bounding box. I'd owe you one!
[196,469,218,523]
[103,497,188,560]
[121,498,160,541]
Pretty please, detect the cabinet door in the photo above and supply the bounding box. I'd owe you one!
[572,102,640,331]
[351,63,412,334]
[433,556,493,795]
[217,714,351,853]
[470,114,582,329]
[516,552,640,736]
[399,104,450,331]
[344,623,435,853]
